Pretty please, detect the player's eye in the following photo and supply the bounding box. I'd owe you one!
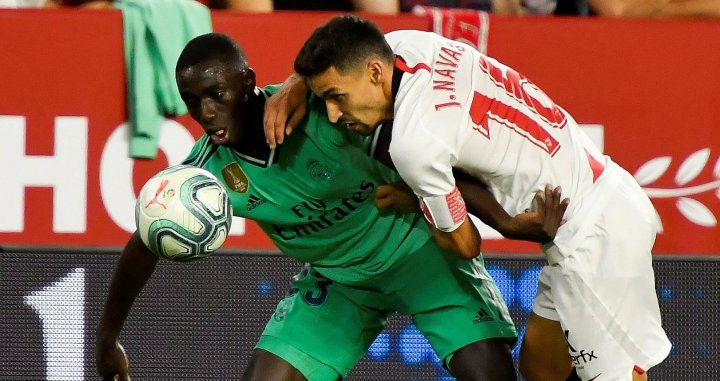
[184,95,199,107]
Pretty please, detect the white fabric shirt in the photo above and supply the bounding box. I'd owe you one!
[385,30,626,258]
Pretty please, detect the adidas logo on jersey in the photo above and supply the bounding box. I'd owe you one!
[246,194,266,211]
[473,308,493,324]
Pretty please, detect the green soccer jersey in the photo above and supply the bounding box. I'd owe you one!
[183,86,431,284]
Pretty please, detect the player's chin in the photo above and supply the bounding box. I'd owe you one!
[352,124,374,136]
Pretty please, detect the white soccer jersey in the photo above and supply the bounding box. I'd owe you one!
[385,30,613,257]
[381,31,671,377]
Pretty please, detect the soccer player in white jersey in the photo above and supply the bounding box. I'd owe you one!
[268,15,672,381]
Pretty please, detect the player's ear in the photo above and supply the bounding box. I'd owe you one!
[368,60,384,85]
[242,68,257,90]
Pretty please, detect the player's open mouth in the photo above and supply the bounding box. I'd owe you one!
[208,129,229,144]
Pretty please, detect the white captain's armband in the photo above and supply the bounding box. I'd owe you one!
[419,187,468,232]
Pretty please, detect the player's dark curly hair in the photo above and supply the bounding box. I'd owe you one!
[294,15,394,76]
[176,33,249,74]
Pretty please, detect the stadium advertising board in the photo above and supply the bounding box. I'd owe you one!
[1,251,716,380]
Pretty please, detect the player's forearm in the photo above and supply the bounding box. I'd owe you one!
[453,171,514,235]
[454,171,547,242]
[432,218,482,259]
[97,232,159,342]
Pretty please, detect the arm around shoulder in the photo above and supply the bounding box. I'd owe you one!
[264,73,310,148]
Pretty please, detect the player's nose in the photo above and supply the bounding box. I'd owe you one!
[326,103,342,123]
[200,98,217,122]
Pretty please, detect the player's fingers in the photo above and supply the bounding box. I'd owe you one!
[263,117,273,149]
[534,191,545,215]
[375,198,391,209]
[265,93,292,148]
[544,184,555,207]
[559,197,570,217]
[374,194,394,209]
[273,103,287,146]
[263,95,282,144]
[552,186,562,205]
[286,105,306,137]
[375,185,395,198]
[560,198,570,226]
[263,105,278,149]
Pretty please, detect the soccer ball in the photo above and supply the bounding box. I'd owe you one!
[135,165,233,261]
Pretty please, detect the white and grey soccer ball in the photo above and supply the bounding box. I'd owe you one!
[135,165,232,261]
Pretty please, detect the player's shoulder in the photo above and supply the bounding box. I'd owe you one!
[182,134,222,170]
[385,29,435,45]
[259,84,281,97]
[385,30,446,56]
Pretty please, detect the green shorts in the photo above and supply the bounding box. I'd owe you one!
[257,240,517,380]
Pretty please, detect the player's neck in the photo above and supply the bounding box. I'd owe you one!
[382,75,395,120]
[388,61,403,119]
[234,91,268,155]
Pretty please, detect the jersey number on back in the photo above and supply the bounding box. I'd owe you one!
[470,56,566,156]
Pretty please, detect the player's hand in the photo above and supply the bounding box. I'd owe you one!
[264,73,309,149]
[96,339,131,381]
[505,185,569,244]
[375,182,419,213]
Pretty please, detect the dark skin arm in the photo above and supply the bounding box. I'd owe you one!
[375,168,568,254]
[96,232,159,381]
[453,169,569,244]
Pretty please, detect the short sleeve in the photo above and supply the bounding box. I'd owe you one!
[389,123,456,198]
[390,130,467,232]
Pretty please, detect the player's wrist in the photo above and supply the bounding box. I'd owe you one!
[497,214,527,240]
[96,334,119,348]
[96,322,122,344]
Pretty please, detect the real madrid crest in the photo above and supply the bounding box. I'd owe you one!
[222,163,249,193]
[306,159,333,181]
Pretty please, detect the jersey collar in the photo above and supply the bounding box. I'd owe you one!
[231,87,278,168]
[391,55,406,102]
[368,121,395,170]
[365,57,407,166]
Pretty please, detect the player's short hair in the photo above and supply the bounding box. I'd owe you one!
[176,33,249,74]
[294,15,394,77]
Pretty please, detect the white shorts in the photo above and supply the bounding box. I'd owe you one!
[532,171,671,381]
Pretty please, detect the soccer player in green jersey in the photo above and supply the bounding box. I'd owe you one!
[96,33,564,381]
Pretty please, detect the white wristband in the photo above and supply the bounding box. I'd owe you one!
[419,187,467,232]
